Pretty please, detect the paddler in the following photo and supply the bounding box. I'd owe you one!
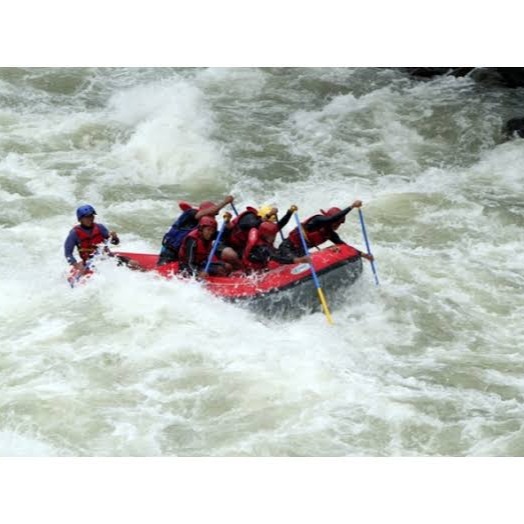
[278,200,374,262]
[157,195,235,266]
[64,205,142,278]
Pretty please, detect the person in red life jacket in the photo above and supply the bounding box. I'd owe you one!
[242,221,311,272]
[157,195,234,266]
[278,200,375,262]
[178,216,232,279]
[220,204,296,268]
[64,204,120,275]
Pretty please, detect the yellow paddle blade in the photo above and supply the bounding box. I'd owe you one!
[317,287,334,325]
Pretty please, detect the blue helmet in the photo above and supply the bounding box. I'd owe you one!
[76,204,97,220]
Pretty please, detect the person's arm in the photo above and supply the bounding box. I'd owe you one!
[328,231,344,245]
[64,230,79,265]
[276,205,297,230]
[305,200,362,231]
[358,251,374,262]
[109,232,120,245]
[176,209,198,230]
[243,228,262,267]
[97,224,120,245]
[184,237,199,275]
[195,195,234,220]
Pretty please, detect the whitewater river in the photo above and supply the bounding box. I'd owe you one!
[1,67,523,456]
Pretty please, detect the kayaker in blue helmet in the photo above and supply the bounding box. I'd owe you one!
[157,194,235,266]
[64,204,120,275]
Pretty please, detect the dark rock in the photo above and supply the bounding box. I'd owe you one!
[404,67,475,78]
[449,67,476,77]
[503,118,524,139]
[404,67,524,88]
[496,68,524,88]
[405,67,451,78]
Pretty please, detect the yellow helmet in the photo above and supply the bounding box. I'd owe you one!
[258,205,277,222]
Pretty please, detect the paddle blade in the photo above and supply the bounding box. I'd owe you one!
[317,287,334,325]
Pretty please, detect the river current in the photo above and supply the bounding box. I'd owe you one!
[1,67,523,456]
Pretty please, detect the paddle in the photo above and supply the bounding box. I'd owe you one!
[358,208,379,286]
[68,236,115,287]
[203,212,231,275]
[67,259,93,288]
[230,203,239,216]
[294,212,334,325]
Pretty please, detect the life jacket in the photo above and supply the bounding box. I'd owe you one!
[227,207,259,251]
[242,228,273,271]
[178,228,213,267]
[161,209,197,254]
[287,215,332,249]
[74,224,106,262]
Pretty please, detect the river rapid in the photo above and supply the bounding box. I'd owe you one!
[1,67,523,456]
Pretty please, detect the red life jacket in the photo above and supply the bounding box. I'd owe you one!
[242,228,272,271]
[227,207,259,251]
[178,228,213,267]
[287,215,332,249]
[74,224,106,262]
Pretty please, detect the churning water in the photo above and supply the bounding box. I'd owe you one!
[1,67,524,456]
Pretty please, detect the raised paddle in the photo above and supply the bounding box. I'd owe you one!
[358,208,379,286]
[294,212,334,325]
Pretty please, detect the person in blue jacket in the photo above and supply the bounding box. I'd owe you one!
[157,195,234,265]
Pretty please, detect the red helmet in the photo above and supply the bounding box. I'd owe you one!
[320,207,345,224]
[198,216,217,229]
[198,201,215,212]
[259,221,279,238]
[178,201,193,212]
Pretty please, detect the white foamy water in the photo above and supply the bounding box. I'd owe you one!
[1,68,524,456]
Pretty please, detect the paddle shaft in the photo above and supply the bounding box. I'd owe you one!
[294,213,333,324]
[358,209,379,286]
[203,220,228,274]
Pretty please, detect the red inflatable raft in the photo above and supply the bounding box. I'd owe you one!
[114,244,363,315]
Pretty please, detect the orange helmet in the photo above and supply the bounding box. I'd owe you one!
[320,207,345,224]
[198,216,217,229]
[259,221,279,238]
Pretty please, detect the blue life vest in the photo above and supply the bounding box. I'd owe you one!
[161,210,197,253]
